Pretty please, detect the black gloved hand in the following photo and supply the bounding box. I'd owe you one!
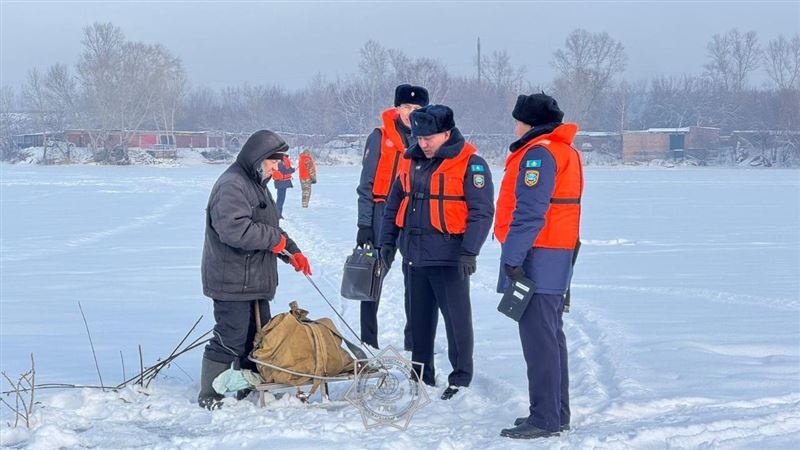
[459,254,477,279]
[380,245,396,270]
[356,226,374,247]
[504,264,526,282]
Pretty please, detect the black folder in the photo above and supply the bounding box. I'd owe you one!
[497,277,535,321]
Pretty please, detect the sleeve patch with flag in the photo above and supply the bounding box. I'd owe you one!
[470,164,485,172]
[525,159,542,168]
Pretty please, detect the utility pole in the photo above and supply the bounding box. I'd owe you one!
[477,37,482,83]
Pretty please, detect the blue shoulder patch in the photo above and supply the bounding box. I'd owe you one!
[525,159,542,168]
[470,164,485,172]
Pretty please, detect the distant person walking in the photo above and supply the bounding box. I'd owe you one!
[298,149,317,208]
[271,154,295,218]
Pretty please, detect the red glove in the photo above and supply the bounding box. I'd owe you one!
[289,252,312,276]
[271,235,287,254]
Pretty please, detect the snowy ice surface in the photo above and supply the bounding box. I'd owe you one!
[1,165,798,449]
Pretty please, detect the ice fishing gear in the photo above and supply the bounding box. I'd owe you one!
[250,301,362,396]
[341,244,384,302]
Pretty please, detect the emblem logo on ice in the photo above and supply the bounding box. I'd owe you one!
[344,346,430,430]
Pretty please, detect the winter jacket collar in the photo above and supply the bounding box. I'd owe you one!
[509,122,579,153]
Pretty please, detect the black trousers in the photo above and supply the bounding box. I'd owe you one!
[359,258,413,351]
[519,293,568,432]
[276,188,287,217]
[407,265,473,387]
[558,306,570,427]
[204,299,272,370]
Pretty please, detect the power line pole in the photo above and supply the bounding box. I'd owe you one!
[477,37,482,83]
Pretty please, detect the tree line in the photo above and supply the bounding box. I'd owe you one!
[1,22,798,162]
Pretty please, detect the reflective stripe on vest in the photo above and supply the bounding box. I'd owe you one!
[494,124,584,250]
[372,109,410,202]
[395,142,477,235]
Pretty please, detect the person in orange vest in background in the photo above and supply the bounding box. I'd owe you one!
[495,93,583,439]
[356,84,429,350]
[298,149,317,208]
[379,104,494,401]
[271,154,295,218]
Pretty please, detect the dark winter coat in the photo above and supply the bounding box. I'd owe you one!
[379,128,495,266]
[356,118,412,232]
[201,138,300,301]
[273,158,295,190]
[496,123,576,295]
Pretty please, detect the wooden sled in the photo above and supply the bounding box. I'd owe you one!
[248,356,383,407]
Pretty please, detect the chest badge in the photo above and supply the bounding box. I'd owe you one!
[524,170,540,187]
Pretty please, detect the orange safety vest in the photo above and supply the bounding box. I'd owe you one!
[395,142,477,235]
[299,153,316,181]
[494,123,583,250]
[272,155,293,181]
[372,109,411,203]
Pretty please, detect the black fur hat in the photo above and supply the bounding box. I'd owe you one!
[512,93,564,126]
[394,84,430,107]
[410,104,456,137]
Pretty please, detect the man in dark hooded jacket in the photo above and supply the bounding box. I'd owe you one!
[198,130,312,409]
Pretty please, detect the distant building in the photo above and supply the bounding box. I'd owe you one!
[574,131,622,155]
[13,130,226,157]
[623,127,721,162]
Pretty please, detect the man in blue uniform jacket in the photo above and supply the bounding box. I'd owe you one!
[379,104,494,400]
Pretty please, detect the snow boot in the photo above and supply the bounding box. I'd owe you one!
[440,386,460,400]
[197,357,227,410]
[500,422,560,439]
[514,417,570,431]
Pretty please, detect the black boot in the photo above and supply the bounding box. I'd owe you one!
[235,388,252,401]
[514,417,570,431]
[197,357,228,410]
[440,386,459,400]
[500,421,560,439]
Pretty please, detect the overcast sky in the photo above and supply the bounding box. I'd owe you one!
[1,1,798,92]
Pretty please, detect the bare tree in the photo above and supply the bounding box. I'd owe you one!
[76,22,125,158]
[481,50,526,93]
[43,63,79,129]
[114,41,168,161]
[336,76,370,133]
[765,34,800,90]
[390,51,450,103]
[705,29,762,92]
[22,68,58,161]
[359,40,391,121]
[177,86,220,131]
[551,29,627,127]
[150,45,188,145]
[0,86,29,160]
